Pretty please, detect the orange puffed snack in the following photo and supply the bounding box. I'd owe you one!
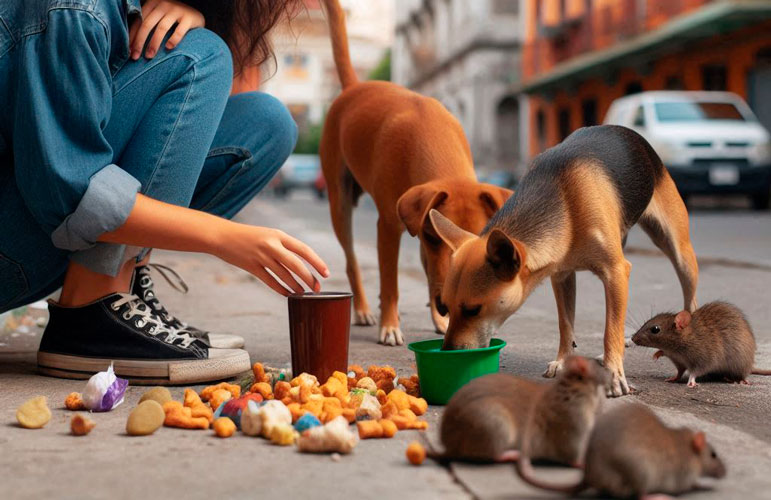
[184,389,214,422]
[386,390,411,411]
[250,382,274,400]
[380,419,398,438]
[398,375,421,397]
[348,364,365,380]
[357,420,383,439]
[252,362,270,383]
[321,406,343,424]
[347,377,358,391]
[64,392,86,411]
[209,389,232,412]
[200,382,240,402]
[406,441,426,465]
[380,400,399,420]
[274,381,291,401]
[213,417,236,438]
[342,408,356,424]
[408,396,428,416]
[367,365,396,382]
[321,377,345,399]
[376,389,387,405]
[376,378,395,394]
[163,401,210,430]
[287,403,305,423]
[290,373,318,388]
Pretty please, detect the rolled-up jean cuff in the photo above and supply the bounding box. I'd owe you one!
[70,243,144,277]
[51,164,141,252]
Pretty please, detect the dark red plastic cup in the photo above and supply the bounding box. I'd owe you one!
[288,292,352,382]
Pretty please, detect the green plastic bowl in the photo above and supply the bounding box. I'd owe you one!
[408,338,506,405]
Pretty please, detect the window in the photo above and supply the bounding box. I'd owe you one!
[558,107,571,140]
[625,82,643,95]
[632,106,646,127]
[702,65,727,91]
[654,101,747,122]
[536,109,546,149]
[493,0,519,15]
[581,98,598,126]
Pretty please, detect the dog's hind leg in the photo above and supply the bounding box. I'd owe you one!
[638,171,698,312]
[323,158,376,326]
[376,216,404,346]
[544,271,577,378]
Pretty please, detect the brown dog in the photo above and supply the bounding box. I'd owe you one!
[318,0,512,345]
[430,125,698,395]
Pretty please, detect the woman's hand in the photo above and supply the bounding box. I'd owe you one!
[129,0,205,60]
[216,224,330,297]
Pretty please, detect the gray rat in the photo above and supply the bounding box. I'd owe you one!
[517,403,726,498]
[432,356,607,465]
[632,301,770,386]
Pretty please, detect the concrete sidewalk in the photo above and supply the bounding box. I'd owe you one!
[2,194,770,500]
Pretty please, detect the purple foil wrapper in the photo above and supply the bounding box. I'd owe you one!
[94,376,128,412]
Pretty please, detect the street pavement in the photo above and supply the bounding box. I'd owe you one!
[1,192,770,500]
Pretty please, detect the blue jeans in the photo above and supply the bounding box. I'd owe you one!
[0,29,297,314]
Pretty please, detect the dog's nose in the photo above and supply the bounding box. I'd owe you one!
[434,295,448,317]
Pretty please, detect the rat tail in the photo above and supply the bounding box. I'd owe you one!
[319,0,358,89]
[751,368,771,375]
[419,432,451,464]
[515,456,586,495]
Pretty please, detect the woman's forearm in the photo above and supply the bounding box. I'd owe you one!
[98,193,225,254]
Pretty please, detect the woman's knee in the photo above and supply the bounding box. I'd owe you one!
[173,28,233,97]
[230,92,298,170]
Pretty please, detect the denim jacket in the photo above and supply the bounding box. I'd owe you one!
[0,0,142,274]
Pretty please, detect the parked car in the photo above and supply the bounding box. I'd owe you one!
[604,91,771,209]
[272,154,324,198]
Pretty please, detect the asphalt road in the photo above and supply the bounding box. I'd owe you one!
[1,191,770,500]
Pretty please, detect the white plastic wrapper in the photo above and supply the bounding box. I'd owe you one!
[83,364,128,412]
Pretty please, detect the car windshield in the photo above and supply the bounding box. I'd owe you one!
[654,101,747,122]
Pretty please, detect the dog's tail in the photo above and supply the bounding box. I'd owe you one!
[320,0,358,89]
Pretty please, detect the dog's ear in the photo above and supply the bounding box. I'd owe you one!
[397,185,448,237]
[429,209,475,251]
[479,185,514,219]
[486,229,521,281]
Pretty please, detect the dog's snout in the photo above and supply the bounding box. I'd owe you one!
[434,295,449,317]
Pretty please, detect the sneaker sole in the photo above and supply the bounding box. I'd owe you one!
[37,349,251,385]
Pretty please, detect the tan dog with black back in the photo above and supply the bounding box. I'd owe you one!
[430,125,698,396]
[319,0,512,345]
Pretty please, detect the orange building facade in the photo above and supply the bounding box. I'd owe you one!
[521,0,771,157]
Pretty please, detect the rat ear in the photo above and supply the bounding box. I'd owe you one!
[675,310,692,331]
[486,229,521,282]
[564,356,588,377]
[397,185,448,237]
[691,431,706,453]
[478,184,514,219]
[429,209,475,252]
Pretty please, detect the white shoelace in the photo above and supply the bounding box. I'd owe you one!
[110,294,197,348]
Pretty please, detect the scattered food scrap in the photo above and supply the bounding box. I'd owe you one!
[406,441,426,465]
[16,396,51,429]
[64,392,86,411]
[127,400,165,436]
[70,413,96,436]
[213,417,236,438]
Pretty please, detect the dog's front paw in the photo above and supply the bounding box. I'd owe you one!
[354,310,377,326]
[379,325,404,346]
[543,360,564,378]
[606,367,631,397]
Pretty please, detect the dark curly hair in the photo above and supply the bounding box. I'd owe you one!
[182,0,303,75]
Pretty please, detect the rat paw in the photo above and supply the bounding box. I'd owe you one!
[378,325,404,346]
[606,369,630,397]
[665,376,681,383]
[354,310,377,326]
[543,360,564,378]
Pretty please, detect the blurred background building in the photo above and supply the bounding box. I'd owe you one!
[392,0,528,177]
[521,0,771,157]
[262,0,394,137]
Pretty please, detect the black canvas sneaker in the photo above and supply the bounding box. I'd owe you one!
[131,264,245,349]
[37,293,250,384]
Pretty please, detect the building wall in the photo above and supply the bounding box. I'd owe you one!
[393,0,527,174]
[522,0,771,157]
[262,0,394,132]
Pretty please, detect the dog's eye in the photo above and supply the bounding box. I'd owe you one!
[650,325,661,334]
[461,304,482,317]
